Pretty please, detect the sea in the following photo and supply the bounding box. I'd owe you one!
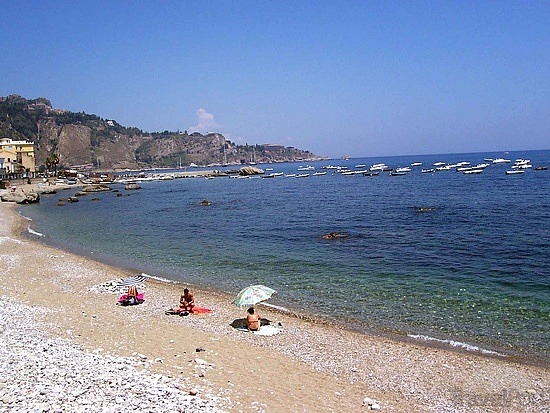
[18,150,550,365]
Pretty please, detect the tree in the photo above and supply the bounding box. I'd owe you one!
[45,153,59,176]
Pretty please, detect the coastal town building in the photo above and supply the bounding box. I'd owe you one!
[0,137,36,179]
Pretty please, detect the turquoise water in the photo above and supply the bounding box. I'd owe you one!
[19,150,550,364]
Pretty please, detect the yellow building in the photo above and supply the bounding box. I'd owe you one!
[0,137,36,178]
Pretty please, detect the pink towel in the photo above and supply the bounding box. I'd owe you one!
[118,293,144,302]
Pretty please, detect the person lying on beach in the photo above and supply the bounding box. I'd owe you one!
[246,307,261,331]
[119,285,144,306]
[178,288,195,314]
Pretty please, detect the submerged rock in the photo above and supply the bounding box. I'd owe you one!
[322,232,348,240]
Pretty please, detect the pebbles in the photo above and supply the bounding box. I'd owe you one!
[0,297,228,413]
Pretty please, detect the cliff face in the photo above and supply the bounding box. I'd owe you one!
[0,95,323,171]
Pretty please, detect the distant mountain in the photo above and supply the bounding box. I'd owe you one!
[0,94,324,171]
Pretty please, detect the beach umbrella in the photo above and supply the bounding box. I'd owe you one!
[117,274,146,288]
[232,284,276,308]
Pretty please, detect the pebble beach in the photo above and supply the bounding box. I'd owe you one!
[0,186,548,412]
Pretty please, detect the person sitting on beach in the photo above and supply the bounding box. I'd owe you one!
[246,307,261,331]
[178,288,195,314]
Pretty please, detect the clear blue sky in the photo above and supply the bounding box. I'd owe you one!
[1,1,548,158]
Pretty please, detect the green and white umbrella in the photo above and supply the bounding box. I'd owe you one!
[232,285,276,308]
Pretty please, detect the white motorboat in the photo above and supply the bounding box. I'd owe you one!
[512,164,532,169]
[369,163,388,171]
[395,167,411,173]
[506,170,525,175]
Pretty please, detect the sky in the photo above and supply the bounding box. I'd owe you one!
[1,1,548,158]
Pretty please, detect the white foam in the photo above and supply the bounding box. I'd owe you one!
[261,302,291,313]
[27,225,44,237]
[140,272,177,284]
[408,334,506,356]
[18,213,33,221]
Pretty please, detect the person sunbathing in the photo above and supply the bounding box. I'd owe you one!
[119,285,143,306]
[246,307,261,331]
[178,288,195,314]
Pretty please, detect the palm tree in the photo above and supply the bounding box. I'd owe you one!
[46,153,59,176]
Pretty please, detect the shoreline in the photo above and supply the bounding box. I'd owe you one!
[8,180,550,365]
[1,188,549,411]
[21,216,537,368]
[18,205,546,370]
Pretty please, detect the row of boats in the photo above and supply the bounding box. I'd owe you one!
[95,157,548,184]
[222,158,548,179]
[300,158,548,177]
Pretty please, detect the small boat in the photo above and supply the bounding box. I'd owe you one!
[411,162,422,167]
[297,165,315,171]
[369,163,388,171]
[285,173,296,177]
[262,172,284,178]
[296,173,310,178]
[512,164,532,169]
[493,158,511,164]
[534,166,548,171]
[312,171,327,176]
[505,170,525,175]
[421,168,435,173]
[390,171,407,176]
[362,171,379,176]
[354,164,367,168]
[463,169,483,174]
[395,167,411,173]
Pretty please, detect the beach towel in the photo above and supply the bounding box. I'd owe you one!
[165,306,212,316]
[192,306,213,315]
[118,293,144,303]
[234,324,281,336]
[253,325,280,336]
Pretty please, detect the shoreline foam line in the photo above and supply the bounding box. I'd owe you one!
[408,334,507,357]
[27,225,44,237]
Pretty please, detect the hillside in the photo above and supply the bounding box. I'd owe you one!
[0,95,324,171]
